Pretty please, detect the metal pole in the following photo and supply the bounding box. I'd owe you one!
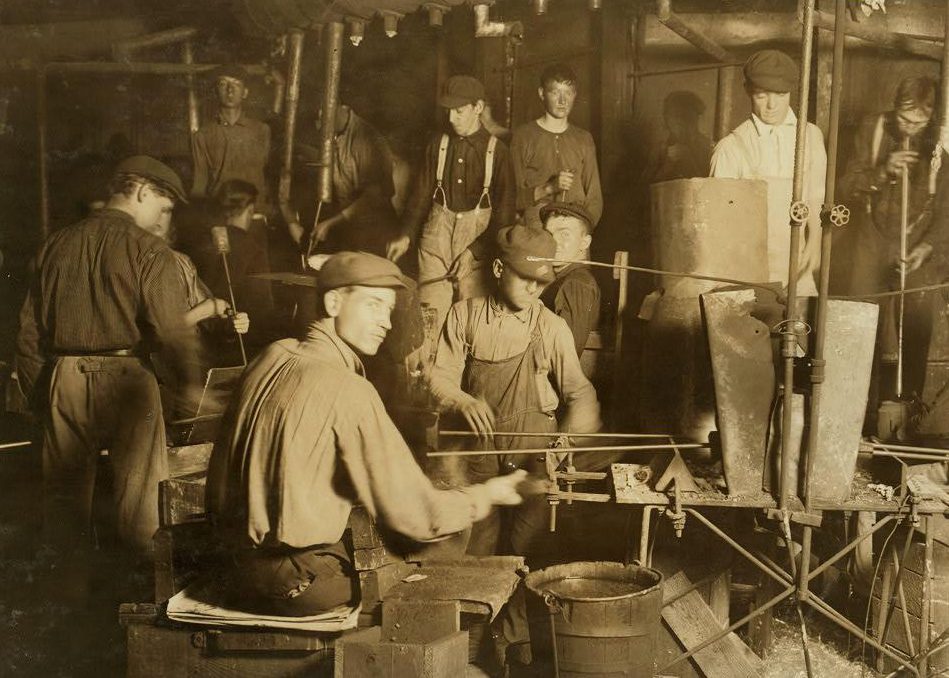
[37,68,49,240]
[440,430,682,439]
[780,0,816,513]
[897,136,910,399]
[803,0,846,510]
[219,252,247,366]
[277,30,304,245]
[655,0,731,62]
[182,40,200,134]
[427,442,710,458]
[920,516,934,676]
[317,22,344,206]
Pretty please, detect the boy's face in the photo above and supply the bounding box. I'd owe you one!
[448,101,483,137]
[216,76,248,109]
[748,88,790,126]
[539,80,576,120]
[494,260,543,312]
[544,215,591,271]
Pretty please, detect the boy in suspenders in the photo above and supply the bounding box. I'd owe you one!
[389,75,516,331]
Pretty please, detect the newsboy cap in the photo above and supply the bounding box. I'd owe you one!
[318,251,407,292]
[211,63,250,84]
[743,50,798,94]
[114,155,188,203]
[539,201,595,232]
[497,225,556,284]
[438,75,486,109]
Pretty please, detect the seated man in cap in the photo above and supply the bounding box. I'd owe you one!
[388,74,515,332]
[428,225,601,563]
[191,64,271,204]
[511,63,602,230]
[204,251,527,617]
[710,49,826,297]
[540,201,601,356]
[17,155,199,594]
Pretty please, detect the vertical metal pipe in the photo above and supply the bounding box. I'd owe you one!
[37,68,49,240]
[940,1,949,149]
[804,0,846,509]
[714,66,732,141]
[317,22,344,204]
[182,40,200,134]
[920,516,934,676]
[277,30,304,230]
[780,0,815,512]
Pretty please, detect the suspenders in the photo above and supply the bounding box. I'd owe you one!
[432,133,498,209]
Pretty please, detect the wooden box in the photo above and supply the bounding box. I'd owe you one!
[334,626,468,678]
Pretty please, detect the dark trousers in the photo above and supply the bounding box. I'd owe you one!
[223,543,358,617]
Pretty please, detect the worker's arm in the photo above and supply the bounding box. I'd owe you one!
[837,114,888,200]
[547,313,601,434]
[190,129,209,198]
[429,302,477,409]
[337,382,521,542]
[390,137,437,260]
[708,134,745,179]
[14,271,45,405]
[580,133,603,225]
[554,276,600,356]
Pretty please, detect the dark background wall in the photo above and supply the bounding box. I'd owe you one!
[0,0,946,371]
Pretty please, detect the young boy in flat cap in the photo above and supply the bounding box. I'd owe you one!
[389,75,515,331]
[17,155,199,585]
[511,63,602,230]
[191,64,271,203]
[710,49,827,297]
[205,251,527,617]
[540,201,601,356]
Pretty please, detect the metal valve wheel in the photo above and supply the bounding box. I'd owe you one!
[789,200,809,224]
[830,204,850,227]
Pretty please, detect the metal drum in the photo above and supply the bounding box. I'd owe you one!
[525,561,663,677]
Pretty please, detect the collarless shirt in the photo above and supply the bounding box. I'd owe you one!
[428,296,600,433]
[204,323,495,550]
[191,111,271,199]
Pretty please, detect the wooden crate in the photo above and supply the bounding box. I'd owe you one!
[334,626,468,678]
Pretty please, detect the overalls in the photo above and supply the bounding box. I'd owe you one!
[417,134,497,330]
[460,301,557,562]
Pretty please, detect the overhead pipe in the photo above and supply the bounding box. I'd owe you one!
[379,10,403,38]
[43,61,267,76]
[112,26,199,61]
[277,30,305,241]
[811,9,942,61]
[182,40,199,134]
[347,17,366,46]
[655,0,731,63]
[473,4,523,39]
[425,3,450,26]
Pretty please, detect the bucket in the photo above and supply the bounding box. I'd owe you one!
[525,561,663,677]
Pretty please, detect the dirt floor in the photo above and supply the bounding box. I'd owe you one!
[765,609,883,678]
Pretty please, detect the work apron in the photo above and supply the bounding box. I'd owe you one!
[417,134,497,331]
[732,130,819,297]
[461,303,557,560]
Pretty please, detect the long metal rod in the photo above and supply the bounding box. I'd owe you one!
[804,0,846,510]
[920,515,935,676]
[655,0,732,62]
[806,514,897,582]
[182,40,199,134]
[0,441,32,452]
[662,585,796,671]
[812,9,942,61]
[317,23,344,206]
[440,430,682,439]
[428,442,709,458]
[219,253,247,366]
[43,61,267,76]
[686,509,790,588]
[805,593,922,675]
[629,61,743,77]
[37,68,49,240]
[781,0,816,513]
[898,136,910,399]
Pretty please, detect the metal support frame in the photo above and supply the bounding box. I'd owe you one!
[645,506,926,676]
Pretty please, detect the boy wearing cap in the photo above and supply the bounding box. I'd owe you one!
[540,201,601,355]
[429,225,600,556]
[205,251,526,616]
[191,64,271,202]
[710,49,826,297]
[16,155,199,575]
[389,74,515,330]
[510,63,602,230]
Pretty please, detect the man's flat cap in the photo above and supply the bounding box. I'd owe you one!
[211,63,250,84]
[114,155,188,203]
[318,251,407,292]
[539,201,595,231]
[743,50,798,94]
[438,75,486,109]
[497,225,556,284]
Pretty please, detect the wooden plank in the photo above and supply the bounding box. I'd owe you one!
[661,571,764,678]
[353,546,402,572]
[158,478,206,527]
[381,600,460,644]
[167,443,213,479]
[348,505,386,550]
[358,562,417,613]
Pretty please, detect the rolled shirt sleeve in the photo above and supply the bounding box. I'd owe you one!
[428,302,472,411]
[545,313,601,434]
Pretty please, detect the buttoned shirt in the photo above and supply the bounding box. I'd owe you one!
[710,110,826,292]
[205,323,495,550]
[402,126,515,248]
[429,296,600,434]
[191,111,271,199]
[16,208,198,397]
